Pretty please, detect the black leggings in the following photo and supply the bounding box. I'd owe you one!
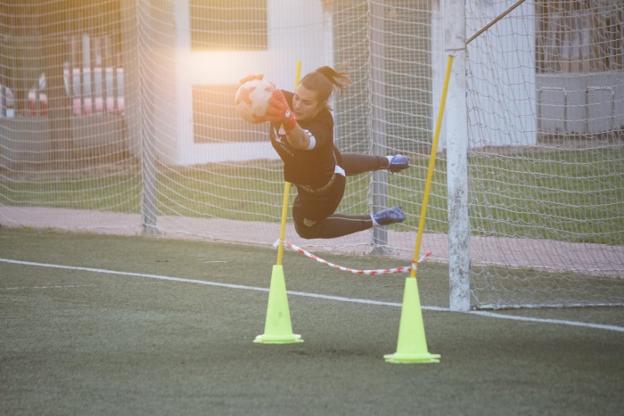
[293,152,388,239]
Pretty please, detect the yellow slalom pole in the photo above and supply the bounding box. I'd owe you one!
[275,183,291,266]
[385,54,454,364]
[255,60,303,344]
[410,54,454,278]
[275,59,301,266]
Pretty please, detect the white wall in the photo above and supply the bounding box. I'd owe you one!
[432,0,537,149]
[163,0,333,166]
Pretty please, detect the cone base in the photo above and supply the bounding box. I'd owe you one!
[253,333,303,344]
[384,352,440,364]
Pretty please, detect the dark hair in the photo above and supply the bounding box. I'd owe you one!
[301,66,351,108]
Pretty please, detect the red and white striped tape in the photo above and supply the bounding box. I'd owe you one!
[276,240,431,276]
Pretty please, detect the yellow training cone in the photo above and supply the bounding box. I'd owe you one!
[254,265,303,344]
[384,277,439,364]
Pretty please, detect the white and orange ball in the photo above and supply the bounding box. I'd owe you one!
[234,79,274,123]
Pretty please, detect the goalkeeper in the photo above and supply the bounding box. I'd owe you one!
[245,66,409,239]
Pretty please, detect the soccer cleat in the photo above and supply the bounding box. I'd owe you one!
[387,154,410,173]
[372,206,406,226]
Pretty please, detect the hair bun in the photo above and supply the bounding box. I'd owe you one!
[314,66,351,92]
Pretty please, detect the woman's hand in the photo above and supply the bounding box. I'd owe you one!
[264,89,297,132]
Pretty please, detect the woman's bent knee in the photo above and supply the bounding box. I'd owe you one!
[294,220,318,239]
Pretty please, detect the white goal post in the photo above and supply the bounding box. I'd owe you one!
[438,0,624,309]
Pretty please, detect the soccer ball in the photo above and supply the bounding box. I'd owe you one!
[234,79,274,123]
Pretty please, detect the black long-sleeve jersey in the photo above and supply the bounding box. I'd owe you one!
[269,91,336,189]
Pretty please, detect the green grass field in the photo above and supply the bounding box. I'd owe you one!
[1,228,623,415]
[1,146,623,245]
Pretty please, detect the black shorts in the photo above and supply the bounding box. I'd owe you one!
[293,174,345,223]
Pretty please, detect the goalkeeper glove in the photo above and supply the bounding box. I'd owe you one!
[264,89,297,132]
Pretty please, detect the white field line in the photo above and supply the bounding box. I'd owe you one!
[0,284,95,291]
[1,257,623,333]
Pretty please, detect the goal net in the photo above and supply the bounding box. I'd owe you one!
[463,0,624,308]
[0,0,622,309]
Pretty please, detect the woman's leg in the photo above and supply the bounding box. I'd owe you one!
[292,175,369,239]
[293,176,371,239]
[293,207,405,239]
[290,153,407,239]
[293,208,373,239]
[338,153,409,176]
[339,153,389,176]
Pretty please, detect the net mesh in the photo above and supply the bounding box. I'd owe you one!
[465,0,624,308]
[0,0,622,309]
